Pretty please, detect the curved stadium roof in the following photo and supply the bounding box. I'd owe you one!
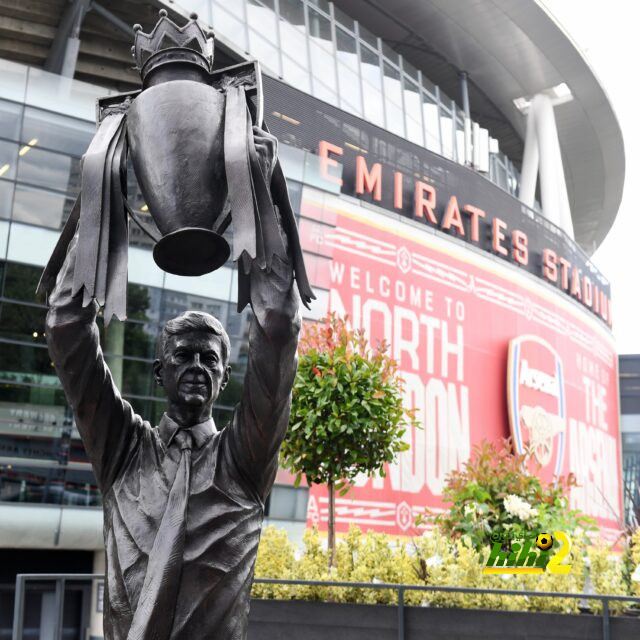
[0,0,624,254]
[333,0,625,255]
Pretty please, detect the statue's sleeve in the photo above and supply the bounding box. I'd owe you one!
[46,233,142,492]
[226,255,301,502]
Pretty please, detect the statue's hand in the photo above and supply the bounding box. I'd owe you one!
[253,125,278,185]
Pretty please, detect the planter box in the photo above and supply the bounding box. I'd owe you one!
[248,599,640,640]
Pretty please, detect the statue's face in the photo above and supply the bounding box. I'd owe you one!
[155,331,230,412]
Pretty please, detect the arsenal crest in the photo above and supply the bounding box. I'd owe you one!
[507,335,566,481]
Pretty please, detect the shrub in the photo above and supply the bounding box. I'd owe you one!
[251,525,634,615]
[630,528,640,597]
[252,526,296,600]
[424,439,597,553]
[588,545,628,614]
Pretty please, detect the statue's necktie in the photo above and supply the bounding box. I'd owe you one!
[127,429,193,640]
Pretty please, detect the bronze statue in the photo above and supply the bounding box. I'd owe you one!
[40,10,313,640]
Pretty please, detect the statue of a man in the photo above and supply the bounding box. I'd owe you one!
[46,128,300,639]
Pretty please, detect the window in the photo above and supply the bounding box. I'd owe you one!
[213,0,244,20]
[17,147,80,195]
[22,107,94,157]
[0,100,23,141]
[455,111,466,164]
[403,77,423,146]
[212,4,247,50]
[338,63,362,115]
[308,8,336,94]
[183,1,211,24]
[1,261,41,300]
[312,76,337,104]
[439,104,454,160]
[310,41,336,91]
[0,300,46,344]
[279,6,308,65]
[358,25,378,49]
[0,140,18,181]
[0,179,14,219]
[403,61,420,83]
[382,42,399,65]
[247,0,276,37]
[383,63,404,137]
[359,44,381,89]
[336,27,358,72]
[266,485,309,521]
[334,5,355,31]
[248,30,281,75]
[278,0,304,27]
[12,184,73,230]
[422,91,440,153]
[0,341,57,381]
[307,6,332,48]
[307,0,331,16]
[281,56,311,93]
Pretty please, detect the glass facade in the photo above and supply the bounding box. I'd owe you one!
[203,0,522,197]
[619,355,640,528]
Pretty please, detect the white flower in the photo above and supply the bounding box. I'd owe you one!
[503,494,538,522]
[631,564,640,582]
[426,554,443,567]
[464,503,476,517]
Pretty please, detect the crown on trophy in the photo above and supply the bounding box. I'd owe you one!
[132,9,215,84]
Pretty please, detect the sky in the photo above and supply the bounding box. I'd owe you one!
[542,1,640,353]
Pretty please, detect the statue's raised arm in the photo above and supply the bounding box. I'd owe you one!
[225,127,302,499]
[46,232,142,493]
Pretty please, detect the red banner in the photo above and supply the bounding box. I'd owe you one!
[300,189,622,543]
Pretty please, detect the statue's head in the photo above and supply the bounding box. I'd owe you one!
[153,311,231,421]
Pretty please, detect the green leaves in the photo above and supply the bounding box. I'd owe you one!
[425,439,598,553]
[280,313,414,488]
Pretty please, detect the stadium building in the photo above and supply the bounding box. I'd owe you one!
[0,0,626,635]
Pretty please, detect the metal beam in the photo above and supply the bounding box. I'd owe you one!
[90,1,134,37]
[45,0,91,76]
[459,70,472,166]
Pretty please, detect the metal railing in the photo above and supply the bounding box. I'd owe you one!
[11,574,640,640]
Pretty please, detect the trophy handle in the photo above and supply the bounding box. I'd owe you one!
[97,90,140,124]
[211,60,263,125]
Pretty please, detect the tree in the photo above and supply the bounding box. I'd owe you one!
[280,313,414,566]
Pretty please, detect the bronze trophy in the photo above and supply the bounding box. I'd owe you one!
[38,9,314,320]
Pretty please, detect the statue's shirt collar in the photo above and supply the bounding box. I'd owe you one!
[158,413,216,450]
